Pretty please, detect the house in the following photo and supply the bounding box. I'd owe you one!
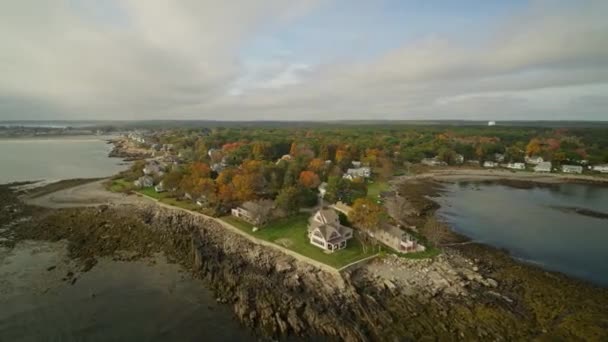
[211,162,227,173]
[534,162,552,173]
[308,208,353,252]
[466,160,480,166]
[143,160,166,176]
[343,167,371,179]
[134,175,154,188]
[494,153,505,162]
[352,161,362,168]
[421,158,447,167]
[318,182,328,198]
[231,200,274,226]
[488,121,496,126]
[562,164,583,174]
[154,181,166,193]
[369,224,425,253]
[454,154,465,164]
[592,164,608,173]
[506,162,525,170]
[483,161,498,168]
[525,155,544,165]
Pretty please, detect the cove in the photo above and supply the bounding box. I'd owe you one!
[434,182,608,286]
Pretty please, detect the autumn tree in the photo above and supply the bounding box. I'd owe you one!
[349,198,388,252]
[298,170,321,189]
[307,158,325,173]
[349,198,388,233]
[526,138,542,156]
[231,173,258,202]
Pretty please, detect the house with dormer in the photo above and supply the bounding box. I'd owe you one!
[308,208,353,252]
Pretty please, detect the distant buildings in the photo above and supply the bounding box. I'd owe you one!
[343,167,371,180]
[134,175,154,188]
[534,162,552,173]
[561,165,583,174]
[488,121,496,126]
[308,208,353,252]
[525,156,544,165]
[483,161,498,168]
[592,164,608,173]
[506,162,525,170]
[421,157,447,167]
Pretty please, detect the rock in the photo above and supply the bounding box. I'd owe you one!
[485,278,498,288]
[472,266,479,272]
[275,259,293,273]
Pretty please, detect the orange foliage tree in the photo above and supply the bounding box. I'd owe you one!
[298,171,321,189]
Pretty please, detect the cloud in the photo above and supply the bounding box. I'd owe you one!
[0,0,607,121]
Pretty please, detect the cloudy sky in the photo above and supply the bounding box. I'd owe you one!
[1,0,607,121]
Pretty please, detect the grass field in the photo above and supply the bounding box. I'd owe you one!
[367,180,389,200]
[221,214,377,268]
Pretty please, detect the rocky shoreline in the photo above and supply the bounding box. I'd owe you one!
[107,137,152,160]
[2,183,608,341]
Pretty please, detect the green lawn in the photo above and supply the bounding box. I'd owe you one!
[221,214,377,268]
[367,180,389,200]
[107,178,133,193]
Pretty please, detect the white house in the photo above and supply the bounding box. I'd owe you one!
[525,155,544,165]
[454,154,465,164]
[592,164,608,173]
[483,161,498,168]
[494,153,505,162]
[561,165,583,174]
[351,161,362,168]
[308,209,353,252]
[421,158,447,167]
[343,167,371,179]
[506,162,525,170]
[534,162,552,173]
[488,121,496,126]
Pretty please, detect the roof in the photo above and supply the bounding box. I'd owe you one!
[316,208,339,224]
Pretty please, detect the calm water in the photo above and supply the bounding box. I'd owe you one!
[0,136,126,184]
[435,182,608,286]
[0,242,253,341]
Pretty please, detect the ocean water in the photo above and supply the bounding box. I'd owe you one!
[0,136,126,184]
[0,242,253,341]
[435,182,608,286]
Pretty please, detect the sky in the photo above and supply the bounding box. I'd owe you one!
[1,0,607,121]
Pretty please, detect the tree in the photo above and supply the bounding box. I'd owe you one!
[349,198,387,252]
[275,186,300,215]
[232,173,257,202]
[242,199,275,226]
[420,216,450,246]
[526,138,542,156]
[385,196,415,227]
[307,158,325,172]
[298,170,321,189]
[377,157,394,181]
[162,169,184,192]
[349,198,387,233]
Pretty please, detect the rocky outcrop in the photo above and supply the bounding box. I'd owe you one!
[108,139,152,160]
[137,206,537,341]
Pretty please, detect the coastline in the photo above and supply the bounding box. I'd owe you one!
[2,176,608,340]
